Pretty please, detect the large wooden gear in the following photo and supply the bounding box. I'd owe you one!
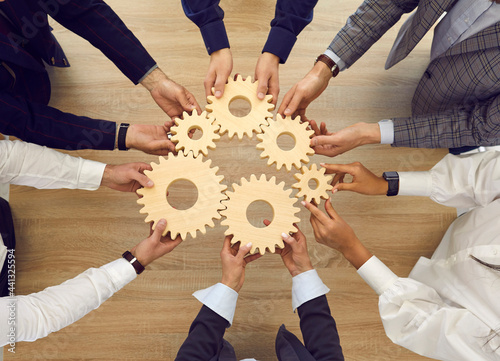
[206,75,274,140]
[171,110,220,157]
[292,164,333,204]
[256,114,314,171]
[220,174,300,255]
[136,151,227,239]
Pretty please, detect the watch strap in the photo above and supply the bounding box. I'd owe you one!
[122,250,145,274]
[117,123,130,151]
[382,172,399,197]
[315,54,339,77]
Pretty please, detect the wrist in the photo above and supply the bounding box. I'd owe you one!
[377,176,389,195]
[357,122,381,145]
[340,238,373,270]
[125,124,137,149]
[310,61,333,83]
[140,67,168,92]
[261,52,280,65]
[221,278,241,293]
[130,245,151,267]
[290,264,313,277]
[100,165,113,188]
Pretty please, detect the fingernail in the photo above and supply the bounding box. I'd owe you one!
[215,91,222,97]
[158,219,166,226]
[281,232,288,239]
[310,139,316,146]
[333,189,338,193]
[258,92,265,99]
[245,242,252,248]
[285,108,291,114]
[301,201,306,206]
[320,163,325,166]
[147,180,154,187]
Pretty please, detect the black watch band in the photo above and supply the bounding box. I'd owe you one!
[117,123,130,151]
[122,250,145,274]
[382,171,399,197]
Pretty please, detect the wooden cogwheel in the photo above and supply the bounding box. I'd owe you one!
[206,75,274,140]
[220,174,300,255]
[256,114,314,171]
[136,151,227,239]
[292,164,333,204]
[171,110,220,157]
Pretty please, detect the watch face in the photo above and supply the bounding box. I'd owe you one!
[383,171,399,180]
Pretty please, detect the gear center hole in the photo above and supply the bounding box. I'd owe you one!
[246,200,274,228]
[277,132,296,151]
[228,96,252,118]
[308,178,319,190]
[166,179,198,210]
[188,125,203,140]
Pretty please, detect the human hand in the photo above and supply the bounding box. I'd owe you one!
[322,162,388,195]
[303,200,372,269]
[130,219,183,267]
[310,122,381,157]
[205,48,233,99]
[277,62,332,121]
[101,163,153,192]
[264,220,313,277]
[141,68,201,119]
[255,52,280,106]
[220,236,262,292]
[126,121,177,155]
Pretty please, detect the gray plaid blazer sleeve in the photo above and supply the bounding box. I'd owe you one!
[327,0,418,69]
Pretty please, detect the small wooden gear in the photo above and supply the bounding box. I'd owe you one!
[136,151,227,239]
[292,164,333,203]
[171,110,220,157]
[220,174,300,255]
[206,75,274,140]
[256,114,315,171]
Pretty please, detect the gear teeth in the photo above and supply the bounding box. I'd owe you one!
[292,164,333,203]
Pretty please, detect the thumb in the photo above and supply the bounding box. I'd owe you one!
[213,75,226,98]
[153,219,167,239]
[281,232,297,249]
[310,135,333,147]
[133,170,154,188]
[237,242,253,259]
[324,198,340,219]
[256,77,268,100]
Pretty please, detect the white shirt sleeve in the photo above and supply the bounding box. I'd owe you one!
[357,256,500,360]
[0,258,136,346]
[291,269,330,312]
[0,140,105,190]
[378,119,394,144]
[192,283,238,326]
[324,49,347,71]
[398,151,500,208]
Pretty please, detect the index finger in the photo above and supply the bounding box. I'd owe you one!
[321,163,357,175]
[302,200,332,224]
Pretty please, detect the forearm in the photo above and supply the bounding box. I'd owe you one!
[0,140,105,190]
[328,0,413,68]
[51,0,156,84]
[263,0,319,63]
[340,239,373,270]
[0,258,136,345]
[392,95,500,148]
[0,92,116,150]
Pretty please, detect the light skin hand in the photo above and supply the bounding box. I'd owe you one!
[125,120,177,155]
[101,163,153,192]
[205,48,233,99]
[310,122,381,157]
[130,219,183,267]
[141,68,201,119]
[322,162,388,195]
[220,236,262,293]
[303,199,372,269]
[255,52,280,106]
[277,62,332,121]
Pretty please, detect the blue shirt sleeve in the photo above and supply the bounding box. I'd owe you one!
[262,0,319,63]
[181,0,230,54]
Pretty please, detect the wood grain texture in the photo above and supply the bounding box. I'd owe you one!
[4,0,453,360]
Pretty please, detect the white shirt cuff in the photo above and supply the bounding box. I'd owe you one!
[357,256,398,296]
[101,258,137,291]
[378,119,394,144]
[291,269,330,312]
[324,49,346,71]
[78,160,106,190]
[398,171,432,197]
[193,283,238,326]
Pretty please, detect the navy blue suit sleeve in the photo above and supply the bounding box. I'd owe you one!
[181,0,229,54]
[0,92,116,150]
[175,305,229,361]
[42,0,156,84]
[298,295,344,361]
[262,0,318,63]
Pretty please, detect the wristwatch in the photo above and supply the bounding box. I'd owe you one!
[315,54,339,77]
[122,251,145,274]
[382,171,399,197]
[117,123,130,151]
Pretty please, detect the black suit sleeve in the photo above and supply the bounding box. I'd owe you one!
[298,295,344,361]
[175,305,229,361]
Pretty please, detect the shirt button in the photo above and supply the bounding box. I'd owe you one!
[63,58,67,66]
[464,18,469,23]
[447,37,452,43]
[51,57,55,65]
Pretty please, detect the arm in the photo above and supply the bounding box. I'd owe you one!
[0,220,182,346]
[176,237,260,360]
[392,94,500,149]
